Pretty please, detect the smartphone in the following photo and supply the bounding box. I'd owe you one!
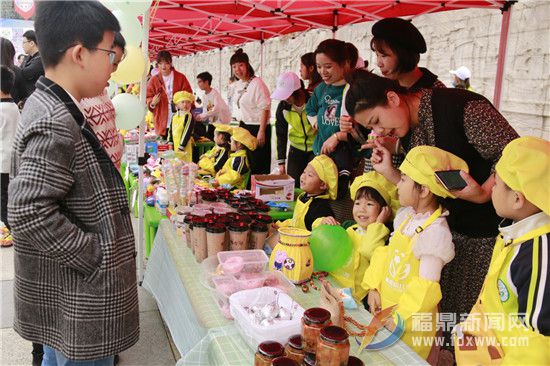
[434,170,468,191]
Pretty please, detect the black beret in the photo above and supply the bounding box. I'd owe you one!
[371,17,427,54]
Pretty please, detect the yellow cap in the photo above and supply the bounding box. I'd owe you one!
[213,123,233,135]
[232,127,257,151]
[399,146,469,198]
[173,91,195,104]
[350,172,397,206]
[495,136,550,215]
[309,155,338,200]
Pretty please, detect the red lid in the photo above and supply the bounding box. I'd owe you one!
[303,308,331,325]
[320,326,349,344]
[184,214,195,224]
[346,356,365,366]
[192,216,209,227]
[257,341,284,358]
[228,221,249,232]
[205,213,219,223]
[272,357,299,366]
[217,216,231,226]
[303,353,316,366]
[287,334,303,350]
[206,223,225,233]
[225,212,240,220]
[250,222,268,232]
[255,214,273,224]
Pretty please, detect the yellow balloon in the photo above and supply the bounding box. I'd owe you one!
[111,46,146,84]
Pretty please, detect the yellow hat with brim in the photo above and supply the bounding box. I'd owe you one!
[350,171,397,206]
[232,127,257,151]
[309,154,338,200]
[213,123,234,135]
[173,91,195,104]
[399,146,469,199]
[495,136,550,215]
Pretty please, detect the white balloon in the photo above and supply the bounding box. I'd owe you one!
[112,93,145,130]
[112,9,142,47]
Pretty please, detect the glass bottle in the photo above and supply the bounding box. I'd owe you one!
[301,308,332,353]
[315,326,350,366]
[254,341,285,366]
[284,334,305,364]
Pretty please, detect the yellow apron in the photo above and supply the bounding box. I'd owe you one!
[454,223,550,365]
[198,145,223,176]
[331,223,389,302]
[379,206,444,360]
[278,192,330,230]
[216,150,248,188]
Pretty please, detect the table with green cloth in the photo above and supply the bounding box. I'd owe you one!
[142,220,428,366]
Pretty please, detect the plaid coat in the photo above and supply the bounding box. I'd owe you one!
[8,77,139,360]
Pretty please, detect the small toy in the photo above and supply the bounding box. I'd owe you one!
[267,202,289,212]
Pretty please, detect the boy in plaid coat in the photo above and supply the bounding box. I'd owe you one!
[8,2,139,364]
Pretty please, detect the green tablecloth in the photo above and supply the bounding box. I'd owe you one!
[144,220,428,366]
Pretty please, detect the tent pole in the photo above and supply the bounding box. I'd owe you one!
[260,33,264,79]
[219,48,222,92]
[137,7,150,284]
[493,3,512,110]
[332,10,338,39]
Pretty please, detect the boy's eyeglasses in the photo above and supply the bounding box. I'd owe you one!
[59,44,117,65]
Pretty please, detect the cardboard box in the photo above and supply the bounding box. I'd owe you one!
[251,174,295,202]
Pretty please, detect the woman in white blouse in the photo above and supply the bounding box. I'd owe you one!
[230,49,271,175]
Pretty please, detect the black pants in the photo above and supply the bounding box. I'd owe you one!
[1,173,9,230]
[287,146,315,188]
[239,122,271,175]
[329,142,353,200]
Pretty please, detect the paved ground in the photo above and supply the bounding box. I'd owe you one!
[0,218,179,366]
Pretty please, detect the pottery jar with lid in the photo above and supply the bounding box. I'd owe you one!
[192,216,208,262]
[228,221,249,251]
[301,307,332,353]
[284,334,305,364]
[272,356,299,366]
[206,222,226,257]
[315,326,350,366]
[255,341,285,366]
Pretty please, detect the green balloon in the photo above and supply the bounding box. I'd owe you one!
[309,225,352,271]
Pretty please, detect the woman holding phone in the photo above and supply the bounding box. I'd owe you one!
[345,70,519,355]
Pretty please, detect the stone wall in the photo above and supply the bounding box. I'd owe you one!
[173,0,549,139]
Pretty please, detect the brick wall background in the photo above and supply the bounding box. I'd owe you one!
[173,0,549,139]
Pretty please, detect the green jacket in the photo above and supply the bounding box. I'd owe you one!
[275,101,317,164]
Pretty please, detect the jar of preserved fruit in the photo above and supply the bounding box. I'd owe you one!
[284,334,305,364]
[272,356,299,366]
[346,356,364,366]
[302,352,316,366]
[301,308,332,353]
[315,326,350,366]
[254,341,285,366]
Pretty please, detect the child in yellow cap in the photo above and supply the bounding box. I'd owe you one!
[322,172,397,302]
[198,123,232,176]
[454,136,550,366]
[277,154,338,231]
[362,145,463,361]
[215,127,257,189]
[168,91,195,162]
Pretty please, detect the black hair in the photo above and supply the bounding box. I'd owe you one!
[197,71,213,85]
[345,42,359,69]
[314,39,349,67]
[114,32,126,50]
[345,69,408,117]
[17,54,25,61]
[454,78,471,90]
[354,186,387,208]
[370,38,420,74]
[22,30,37,44]
[34,1,120,68]
[217,131,231,143]
[289,79,308,101]
[412,181,450,210]
[156,50,172,64]
[1,65,15,94]
[300,52,321,86]
[0,37,15,67]
[230,49,255,79]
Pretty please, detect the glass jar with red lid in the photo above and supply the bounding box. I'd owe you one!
[315,326,350,366]
[191,216,208,262]
[254,341,284,366]
[272,356,299,366]
[284,334,305,364]
[206,222,226,257]
[183,214,194,249]
[301,308,332,353]
[302,352,315,366]
[346,356,364,366]
[228,220,249,251]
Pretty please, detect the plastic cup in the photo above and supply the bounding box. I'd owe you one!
[192,216,209,262]
[184,214,194,250]
[228,221,250,251]
[206,223,226,258]
[250,222,269,250]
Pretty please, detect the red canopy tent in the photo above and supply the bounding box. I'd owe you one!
[135,0,515,278]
